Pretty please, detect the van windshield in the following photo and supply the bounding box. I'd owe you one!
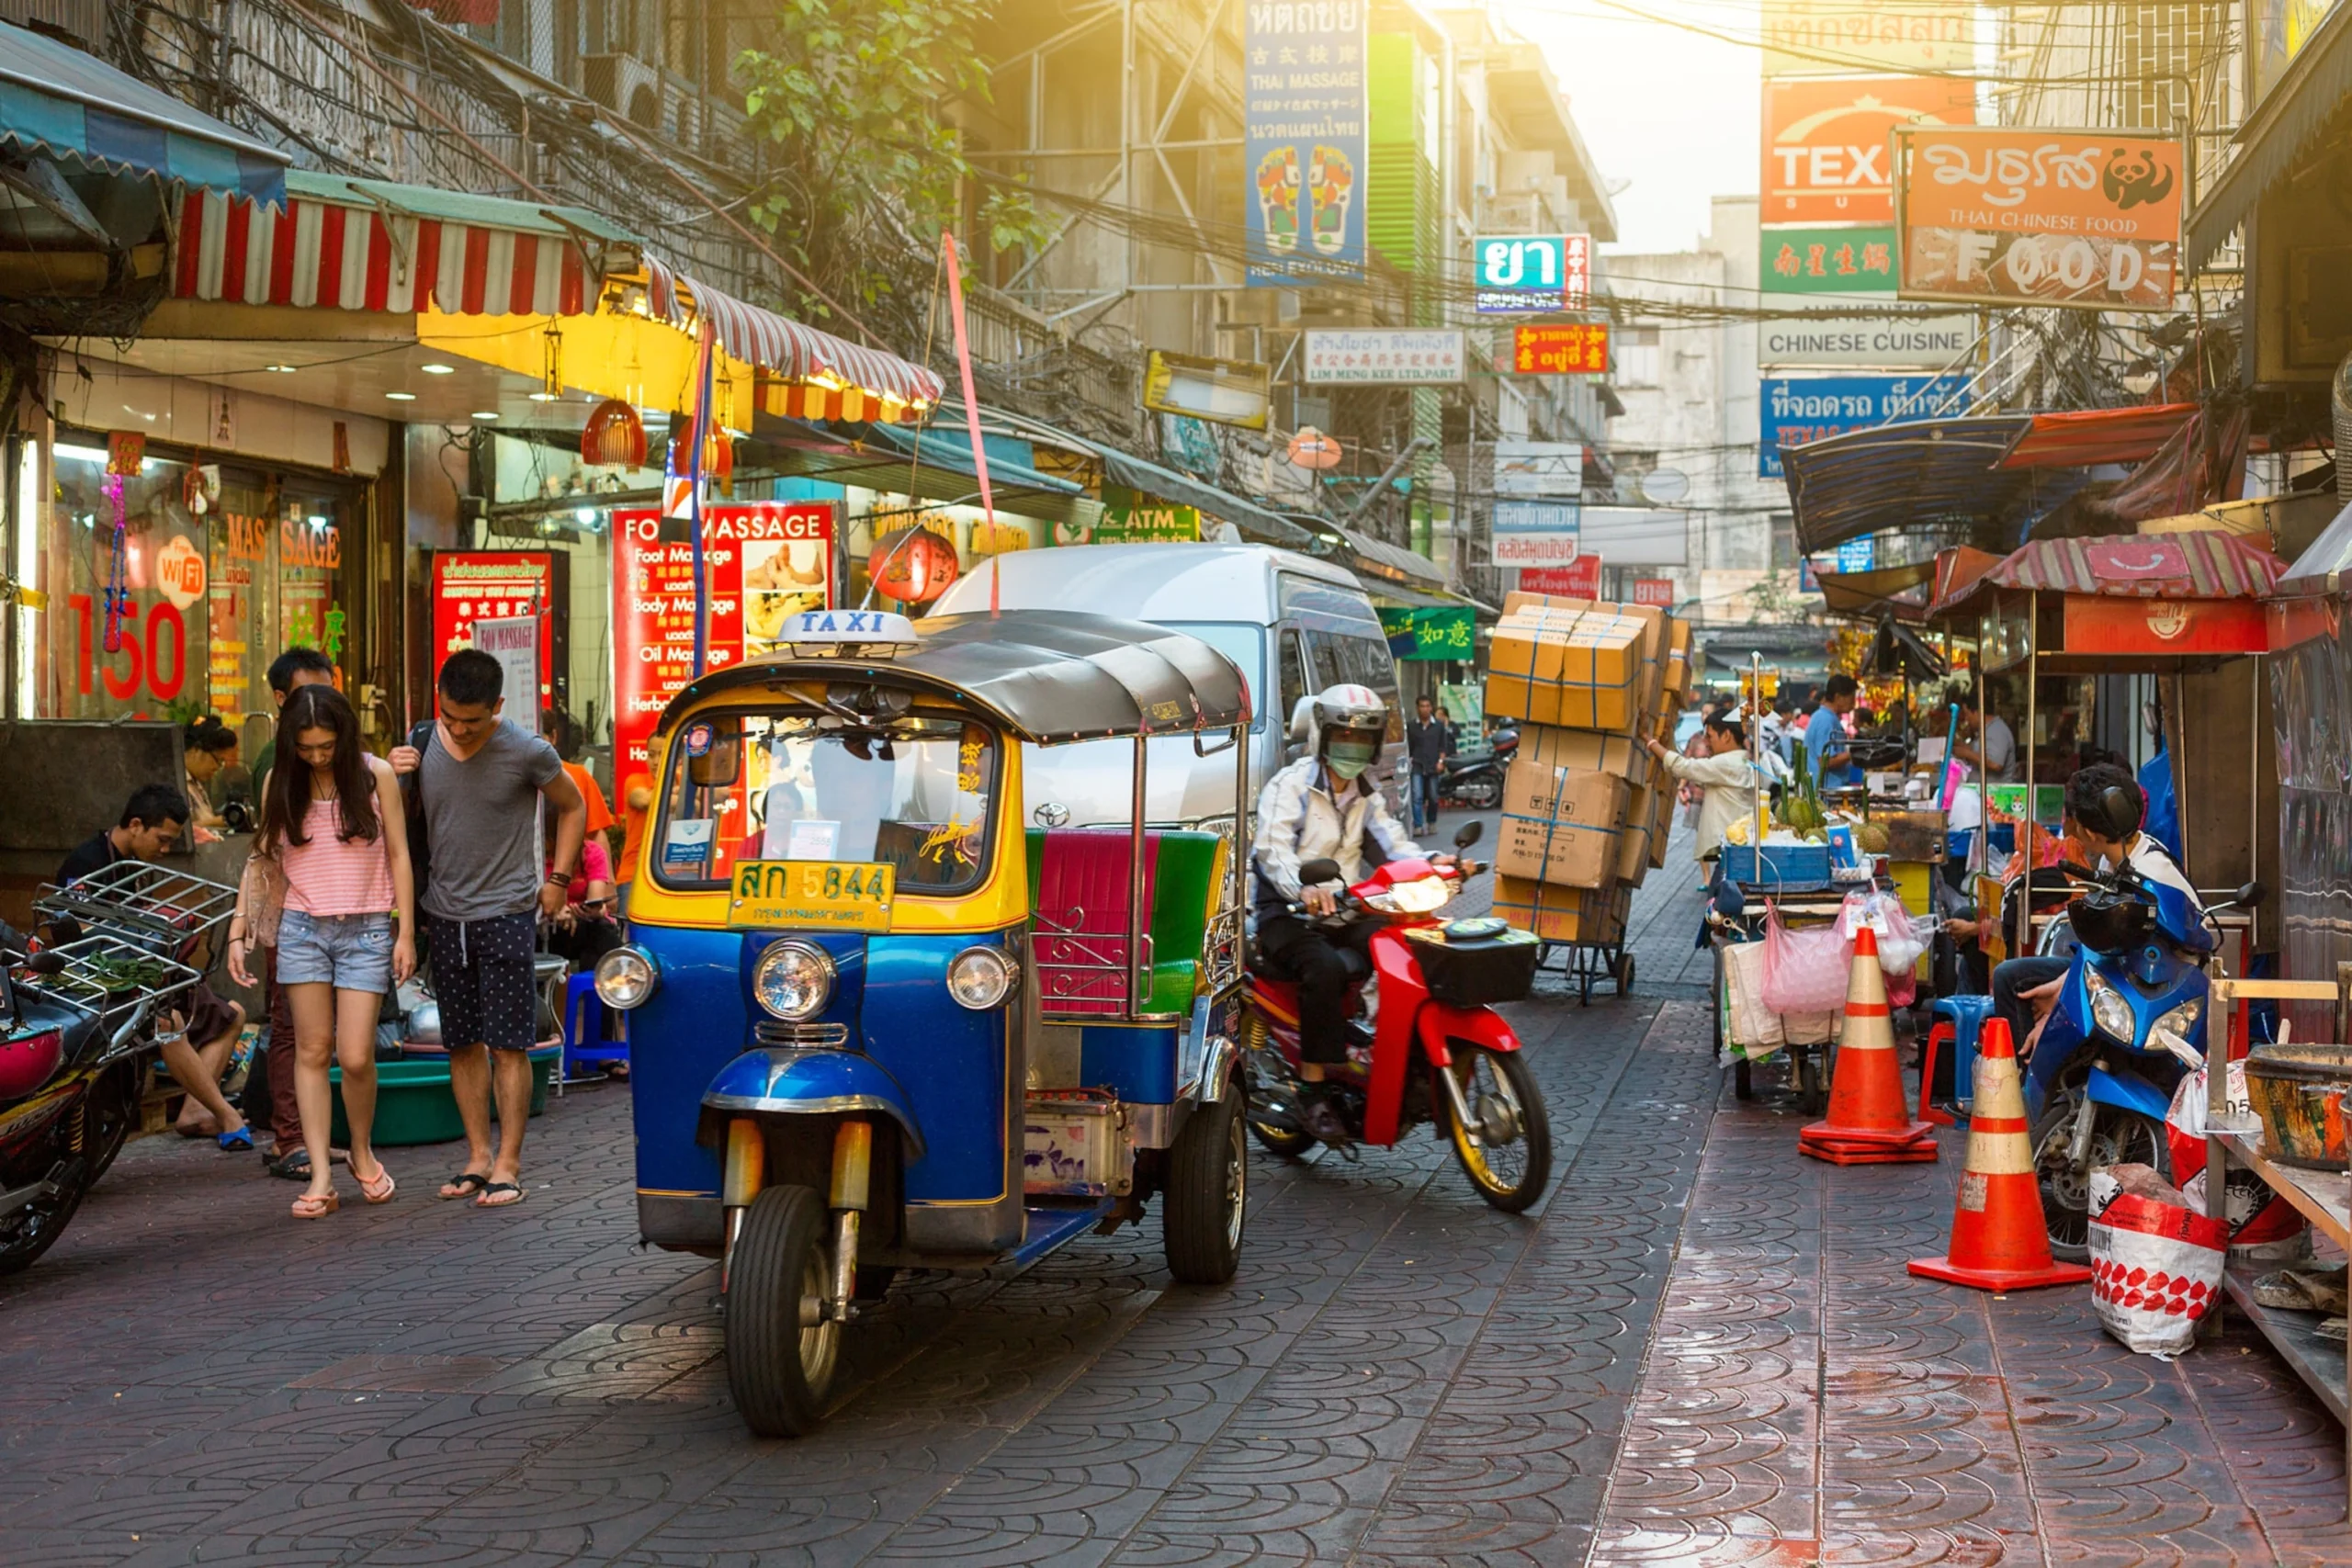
[652,711,998,896]
[1162,621,1264,732]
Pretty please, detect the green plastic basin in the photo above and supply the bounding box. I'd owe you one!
[329,1044,560,1146]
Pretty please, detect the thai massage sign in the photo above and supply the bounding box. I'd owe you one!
[1894,127,2184,310]
[1243,0,1366,286]
[1763,76,1977,226]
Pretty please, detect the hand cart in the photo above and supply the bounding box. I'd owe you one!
[1535,936,1634,1006]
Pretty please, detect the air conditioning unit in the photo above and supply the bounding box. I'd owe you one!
[582,52,662,126]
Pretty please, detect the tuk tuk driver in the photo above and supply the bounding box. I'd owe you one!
[1252,684,1452,1138]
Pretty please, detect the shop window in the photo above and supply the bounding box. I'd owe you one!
[37,434,356,734]
[1617,326,1663,387]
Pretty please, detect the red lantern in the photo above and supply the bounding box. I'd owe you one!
[582,399,648,468]
[869,526,960,604]
[666,418,735,490]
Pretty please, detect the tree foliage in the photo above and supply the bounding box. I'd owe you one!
[738,0,1049,318]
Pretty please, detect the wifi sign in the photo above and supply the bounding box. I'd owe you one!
[1473,234,1590,314]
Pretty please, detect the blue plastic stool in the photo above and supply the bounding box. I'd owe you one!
[1921,995,1996,1124]
[558,973,628,1090]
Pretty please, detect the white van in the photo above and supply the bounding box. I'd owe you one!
[928,543,1402,830]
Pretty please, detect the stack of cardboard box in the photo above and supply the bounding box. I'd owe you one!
[1483,593,1693,944]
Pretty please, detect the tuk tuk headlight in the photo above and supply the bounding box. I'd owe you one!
[2084,968,2135,1043]
[753,941,834,1021]
[594,946,659,1011]
[947,945,1017,1010]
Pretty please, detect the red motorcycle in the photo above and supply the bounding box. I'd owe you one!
[1240,821,1553,1213]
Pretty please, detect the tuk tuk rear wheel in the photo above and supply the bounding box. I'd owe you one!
[1164,1092,1246,1285]
[725,1185,840,1438]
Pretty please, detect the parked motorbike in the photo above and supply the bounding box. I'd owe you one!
[1438,725,1516,810]
[1240,820,1554,1212]
[0,862,236,1274]
[2016,842,2261,1262]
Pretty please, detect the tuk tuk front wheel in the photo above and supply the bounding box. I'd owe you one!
[725,1184,841,1438]
[1164,1092,1246,1285]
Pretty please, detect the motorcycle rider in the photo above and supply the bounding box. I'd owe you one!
[1990,761,2204,1057]
[1252,684,1450,1140]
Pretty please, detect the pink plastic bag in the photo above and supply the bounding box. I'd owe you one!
[1758,902,1852,1015]
[1836,890,1922,1008]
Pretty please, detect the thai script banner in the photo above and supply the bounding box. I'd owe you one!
[1760,0,1973,75]
[1758,373,1971,478]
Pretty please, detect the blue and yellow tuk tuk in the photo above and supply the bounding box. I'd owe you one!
[597,608,1252,1436]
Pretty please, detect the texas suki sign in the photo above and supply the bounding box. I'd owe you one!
[1761,76,1978,226]
[1894,128,2185,310]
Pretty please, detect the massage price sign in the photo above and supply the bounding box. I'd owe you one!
[610,502,835,796]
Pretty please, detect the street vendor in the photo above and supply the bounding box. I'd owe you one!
[1951,690,2017,784]
[1643,708,1760,866]
[1804,675,1863,789]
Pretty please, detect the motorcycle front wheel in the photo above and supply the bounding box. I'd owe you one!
[1442,1045,1552,1213]
[2030,1096,2169,1265]
[0,1161,88,1276]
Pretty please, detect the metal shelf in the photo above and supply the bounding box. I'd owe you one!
[2219,1132,2352,1253]
[2222,1264,2348,1425]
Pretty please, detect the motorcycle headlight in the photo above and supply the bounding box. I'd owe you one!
[1388,876,1452,914]
[593,946,659,1010]
[2084,968,2135,1043]
[2152,997,2204,1048]
[946,945,1017,1010]
[753,941,834,1021]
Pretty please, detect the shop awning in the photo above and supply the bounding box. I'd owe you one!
[1815,557,1939,622]
[647,260,943,410]
[1932,530,2288,620]
[1782,415,2085,554]
[0,23,288,204]
[758,418,1090,525]
[2267,501,2352,598]
[1370,581,1496,615]
[1092,446,1316,549]
[1320,521,1450,592]
[2185,1,2352,272]
[172,170,635,315]
[1996,404,2201,469]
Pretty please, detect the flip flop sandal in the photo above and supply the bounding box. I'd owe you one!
[439,1172,491,1201]
[355,1165,397,1204]
[290,1191,340,1220]
[217,1127,254,1152]
[473,1181,526,1209]
[271,1151,313,1181]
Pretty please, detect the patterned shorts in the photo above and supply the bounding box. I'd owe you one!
[424,910,538,1053]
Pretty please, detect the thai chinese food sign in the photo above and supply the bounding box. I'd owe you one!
[1894,127,2184,310]
[1245,1,1367,287]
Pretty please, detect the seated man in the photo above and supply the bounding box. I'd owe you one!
[57,785,254,1149]
[1988,762,2203,1057]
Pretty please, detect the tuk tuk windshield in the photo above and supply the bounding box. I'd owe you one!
[652,711,998,896]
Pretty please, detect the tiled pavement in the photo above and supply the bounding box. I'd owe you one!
[3,834,2346,1567]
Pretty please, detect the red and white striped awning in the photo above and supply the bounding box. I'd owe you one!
[169,175,626,317]
[647,258,942,408]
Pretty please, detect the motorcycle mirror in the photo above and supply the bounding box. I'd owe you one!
[1453,819,1484,850]
[1296,857,1344,888]
[40,915,82,950]
[22,951,66,976]
[2233,880,2266,908]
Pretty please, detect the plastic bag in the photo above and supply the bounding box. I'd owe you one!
[2165,1064,2304,1247]
[1759,902,1852,1016]
[1721,939,1785,1058]
[2086,1186,2229,1359]
[1837,889,1924,1007]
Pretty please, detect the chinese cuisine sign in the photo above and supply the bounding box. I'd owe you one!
[1244,0,1366,286]
[610,502,835,799]
[1895,128,2184,309]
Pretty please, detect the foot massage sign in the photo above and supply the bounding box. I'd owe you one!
[610,501,836,810]
[1244,0,1366,286]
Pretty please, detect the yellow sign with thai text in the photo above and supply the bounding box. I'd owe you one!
[729,861,896,932]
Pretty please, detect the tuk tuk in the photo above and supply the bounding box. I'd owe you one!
[597,608,1253,1437]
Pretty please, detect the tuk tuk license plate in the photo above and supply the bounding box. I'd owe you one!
[729,862,895,932]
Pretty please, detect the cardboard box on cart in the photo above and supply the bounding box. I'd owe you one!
[1499,593,1671,721]
[1498,761,1629,889]
[1494,875,1632,944]
[1487,600,1656,732]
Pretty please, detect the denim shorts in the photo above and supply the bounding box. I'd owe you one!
[276,910,396,993]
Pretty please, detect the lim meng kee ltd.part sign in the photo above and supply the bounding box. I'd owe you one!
[1894,128,2184,310]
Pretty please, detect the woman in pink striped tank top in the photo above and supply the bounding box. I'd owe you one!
[228,684,415,1220]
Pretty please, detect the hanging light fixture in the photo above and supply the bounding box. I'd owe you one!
[582,398,649,468]
[668,415,736,494]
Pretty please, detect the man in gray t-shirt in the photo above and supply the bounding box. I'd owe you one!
[391,649,585,1209]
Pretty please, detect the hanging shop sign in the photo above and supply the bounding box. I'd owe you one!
[1758,373,1971,478]
[1491,500,1582,566]
[430,551,553,702]
[1763,75,1978,227]
[1757,301,1978,368]
[1762,225,1899,293]
[1493,442,1585,499]
[1837,536,1877,572]
[2253,0,2341,107]
[1519,557,1603,599]
[1244,0,1366,286]
[1894,126,2183,310]
[1510,323,1611,376]
[1086,502,1203,546]
[1632,578,1676,608]
[472,616,542,713]
[1287,427,1343,468]
[1760,0,1974,75]
[1302,329,1465,385]
[1473,234,1591,313]
[610,502,836,789]
[1378,605,1476,661]
[2064,595,2269,657]
[1143,351,1272,430]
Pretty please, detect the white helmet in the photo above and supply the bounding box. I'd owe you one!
[1290,682,1386,755]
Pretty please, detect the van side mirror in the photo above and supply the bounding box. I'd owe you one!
[1453,819,1484,851]
[1296,857,1344,888]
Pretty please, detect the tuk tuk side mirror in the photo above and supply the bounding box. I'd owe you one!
[688,738,741,789]
[1297,857,1344,888]
[1453,819,1484,851]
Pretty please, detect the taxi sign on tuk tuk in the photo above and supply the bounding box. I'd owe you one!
[729,860,896,932]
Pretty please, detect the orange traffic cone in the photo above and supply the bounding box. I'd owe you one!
[1908,1015,2092,1291]
[1798,925,1939,1165]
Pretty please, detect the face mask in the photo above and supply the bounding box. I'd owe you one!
[1325,739,1377,782]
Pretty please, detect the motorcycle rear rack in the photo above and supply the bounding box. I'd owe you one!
[8,933,204,1018]
[36,862,238,959]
